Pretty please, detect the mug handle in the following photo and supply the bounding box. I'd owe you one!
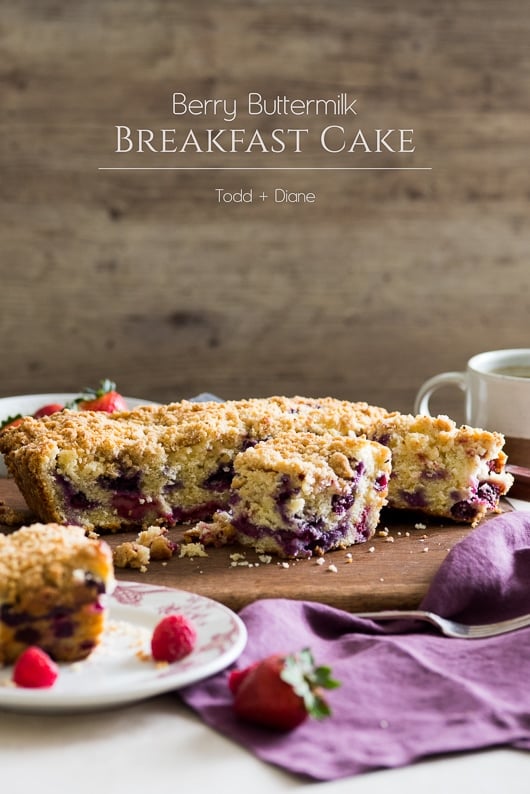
[414,371,467,416]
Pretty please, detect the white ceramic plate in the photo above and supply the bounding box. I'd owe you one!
[0,393,160,477]
[0,581,247,713]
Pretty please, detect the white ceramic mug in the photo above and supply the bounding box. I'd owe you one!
[414,349,530,467]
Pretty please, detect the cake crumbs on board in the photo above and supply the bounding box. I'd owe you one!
[179,542,208,559]
[113,525,178,571]
[112,541,150,572]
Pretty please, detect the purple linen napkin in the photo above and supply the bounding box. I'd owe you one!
[180,511,530,780]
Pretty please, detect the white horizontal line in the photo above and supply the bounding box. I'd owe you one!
[98,166,432,171]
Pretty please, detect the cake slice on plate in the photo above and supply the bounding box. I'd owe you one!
[0,523,114,665]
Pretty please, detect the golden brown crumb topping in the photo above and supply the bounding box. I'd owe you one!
[234,431,389,485]
[0,523,114,604]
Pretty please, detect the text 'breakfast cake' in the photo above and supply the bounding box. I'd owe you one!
[0,523,114,665]
[0,396,514,556]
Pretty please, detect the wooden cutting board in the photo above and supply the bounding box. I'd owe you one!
[0,477,506,612]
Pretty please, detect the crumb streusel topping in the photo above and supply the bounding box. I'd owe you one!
[0,523,114,604]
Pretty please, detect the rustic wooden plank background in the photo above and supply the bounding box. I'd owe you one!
[1,0,529,417]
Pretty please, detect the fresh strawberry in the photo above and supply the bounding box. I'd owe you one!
[12,646,59,688]
[151,614,197,663]
[1,402,63,430]
[230,648,340,731]
[228,661,259,694]
[33,403,64,418]
[0,414,24,432]
[75,379,128,413]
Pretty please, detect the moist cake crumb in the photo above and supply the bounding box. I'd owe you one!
[137,526,176,560]
[184,511,237,547]
[179,542,208,558]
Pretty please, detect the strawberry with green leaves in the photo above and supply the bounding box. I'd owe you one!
[0,414,25,432]
[229,648,340,731]
[74,379,128,413]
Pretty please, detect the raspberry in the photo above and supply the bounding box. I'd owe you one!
[12,646,59,688]
[150,614,197,663]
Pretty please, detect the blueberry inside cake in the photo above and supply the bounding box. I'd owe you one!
[0,523,114,665]
[370,413,514,526]
[0,397,514,543]
[230,432,391,558]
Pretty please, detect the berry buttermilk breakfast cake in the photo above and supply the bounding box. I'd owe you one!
[230,432,391,558]
[0,397,388,534]
[0,523,114,665]
[0,397,513,551]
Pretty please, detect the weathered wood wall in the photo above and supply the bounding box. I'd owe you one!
[1,1,529,416]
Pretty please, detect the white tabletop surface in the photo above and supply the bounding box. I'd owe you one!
[0,695,528,793]
[2,498,529,789]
